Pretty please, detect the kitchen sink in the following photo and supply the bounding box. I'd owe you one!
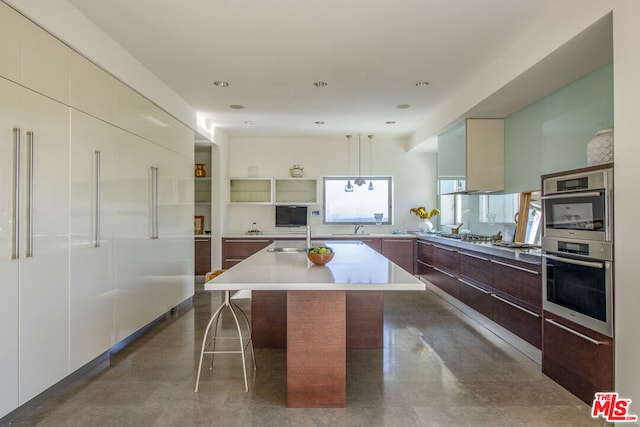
[330,233,370,236]
[267,247,307,253]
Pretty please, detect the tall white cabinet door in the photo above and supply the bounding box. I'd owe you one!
[151,147,194,315]
[17,88,70,404]
[69,110,116,371]
[113,130,154,342]
[0,75,21,419]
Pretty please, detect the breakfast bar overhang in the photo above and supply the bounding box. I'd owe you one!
[205,240,425,408]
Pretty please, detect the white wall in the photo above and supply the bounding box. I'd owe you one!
[225,136,437,235]
[613,0,640,414]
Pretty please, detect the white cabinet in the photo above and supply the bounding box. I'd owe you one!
[229,178,273,204]
[274,178,318,205]
[152,146,194,315]
[0,2,21,82]
[0,70,20,420]
[0,78,70,408]
[69,110,117,371]
[113,129,156,342]
[21,14,70,104]
[228,178,319,204]
[0,4,195,417]
[438,119,504,193]
[69,51,115,123]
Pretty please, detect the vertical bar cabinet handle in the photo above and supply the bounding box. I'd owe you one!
[12,128,21,260]
[94,150,101,248]
[26,131,34,258]
[150,166,159,239]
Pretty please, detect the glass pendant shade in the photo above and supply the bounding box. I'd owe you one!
[344,180,354,192]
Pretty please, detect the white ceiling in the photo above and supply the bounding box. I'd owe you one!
[65,0,609,144]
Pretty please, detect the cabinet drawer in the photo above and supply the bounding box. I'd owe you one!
[459,250,492,288]
[491,259,541,311]
[223,239,273,257]
[427,267,459,299]
[417,240,433,264]
[542,312,613,404]
[458,278,492,319]
[432,243,458,275]
[492,293,541,349]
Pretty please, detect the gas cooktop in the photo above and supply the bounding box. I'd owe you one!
[436,232,500,242]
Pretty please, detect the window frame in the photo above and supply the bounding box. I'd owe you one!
[322,176,393,225]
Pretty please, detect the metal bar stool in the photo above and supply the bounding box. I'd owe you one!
[195,270,256,392]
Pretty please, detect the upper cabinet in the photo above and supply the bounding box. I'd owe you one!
[229,178,273,204]
[0,2,70,103]
[69,51,116,123]
[274,178,318,205]
[228,178,319,205]
[437,118,504,194]
[0,2,21,82]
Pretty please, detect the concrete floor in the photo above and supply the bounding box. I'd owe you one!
[8,281,609,426]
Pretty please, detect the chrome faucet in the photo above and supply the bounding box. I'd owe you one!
[354,224,364,234]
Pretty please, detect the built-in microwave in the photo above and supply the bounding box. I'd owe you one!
[542,167,613,242]
[542,237,613,337]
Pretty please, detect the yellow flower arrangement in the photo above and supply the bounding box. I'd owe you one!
[410,207,441,219]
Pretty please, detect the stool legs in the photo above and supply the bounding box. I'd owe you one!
[195,291,256,392]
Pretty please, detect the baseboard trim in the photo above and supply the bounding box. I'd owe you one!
[422,279,541,364]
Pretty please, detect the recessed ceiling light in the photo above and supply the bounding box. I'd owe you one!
[229,104,245,109]
[415,81,430,87]
[213,80,229,87]
[313,81,328,87]
[386,121,396,125]
[244,120,256,125]
[314,121,325,125]
[396,104,411,109]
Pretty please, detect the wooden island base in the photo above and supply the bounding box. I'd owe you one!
[252,290,384,408]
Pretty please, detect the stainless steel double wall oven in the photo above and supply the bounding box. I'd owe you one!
[541,165,613,337]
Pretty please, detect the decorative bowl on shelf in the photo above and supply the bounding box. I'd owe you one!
[307,247,334,265]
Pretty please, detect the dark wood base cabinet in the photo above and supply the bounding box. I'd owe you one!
[222,238,273,268]
[543,312,614,405]
[195,237,211,275]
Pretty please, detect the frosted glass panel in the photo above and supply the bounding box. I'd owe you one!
[504,63,613,193]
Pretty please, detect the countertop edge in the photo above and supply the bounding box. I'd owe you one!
[416,235,542,266]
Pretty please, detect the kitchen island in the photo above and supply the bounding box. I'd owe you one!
[205,240,424,408]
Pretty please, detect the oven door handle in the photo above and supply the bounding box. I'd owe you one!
[543,253,605,269]
[541,191,601,200]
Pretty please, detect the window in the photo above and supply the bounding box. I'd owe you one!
[323,177,393,224]
[479,194,520,224]
[439,194,462,225]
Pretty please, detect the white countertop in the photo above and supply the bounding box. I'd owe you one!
[206,240,425,291]
[222,232,415,239]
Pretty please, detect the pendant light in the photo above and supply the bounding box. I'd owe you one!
[367,135,374,190]
[344,135,354,192]
[354,135,367,186]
